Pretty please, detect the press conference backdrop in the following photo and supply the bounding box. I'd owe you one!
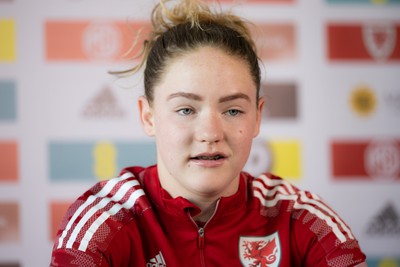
[0,0,399,266]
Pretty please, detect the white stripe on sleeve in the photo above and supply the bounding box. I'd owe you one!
[253,183,349,243]
[65,179,140,249]
[78,189,145,251]
[57,172,134,249]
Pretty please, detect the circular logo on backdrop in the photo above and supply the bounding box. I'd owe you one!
[83,22,122,60]
[365,139,400,181]
[350,85,377,116]
[244,138,271,176]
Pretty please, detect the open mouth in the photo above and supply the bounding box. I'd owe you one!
[190,154,226,161]
[189,153,227,167]
[191,154,226,161]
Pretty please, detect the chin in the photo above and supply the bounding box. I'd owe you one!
[191,179,235,196]
[193,187,223,197]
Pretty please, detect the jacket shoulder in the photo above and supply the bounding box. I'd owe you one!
[251,173,353,242]
[52,171,151,264]
[251,173,366,265]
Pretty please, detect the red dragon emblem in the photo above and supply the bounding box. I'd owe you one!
[239,233,281,267]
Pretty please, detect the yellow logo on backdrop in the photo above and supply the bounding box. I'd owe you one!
[0,19,16,62]
[379,258,399,267]
[350,85,377,116]
[93,142,117,180]
[371,0,388,4]
[269,140,301,181]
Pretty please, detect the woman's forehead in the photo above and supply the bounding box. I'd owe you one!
[150,47,257,104]
[158,47,254,86]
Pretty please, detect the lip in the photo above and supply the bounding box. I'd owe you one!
[189,152,228,168]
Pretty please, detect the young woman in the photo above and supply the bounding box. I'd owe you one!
[50,0,367,266]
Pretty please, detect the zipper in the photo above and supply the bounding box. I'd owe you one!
[199,227,206,267]
[187,200,221,267]
[198,227,205,249]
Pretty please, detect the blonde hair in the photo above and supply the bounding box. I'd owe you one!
[115,0,260,103]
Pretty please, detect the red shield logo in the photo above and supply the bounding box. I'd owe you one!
[239,232,281,267]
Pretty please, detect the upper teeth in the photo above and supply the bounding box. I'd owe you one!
[198,155,221,160]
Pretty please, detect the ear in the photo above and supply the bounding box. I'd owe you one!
[138,96,155,137]
[253,96,265,137]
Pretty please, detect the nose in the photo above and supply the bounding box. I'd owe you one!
[195,111,223,143]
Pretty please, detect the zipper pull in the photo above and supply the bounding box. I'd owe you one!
[198,227,205,249]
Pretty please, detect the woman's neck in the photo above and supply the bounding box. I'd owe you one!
[191,198,218,223]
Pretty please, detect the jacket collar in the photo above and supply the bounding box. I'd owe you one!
[125,165,249,221]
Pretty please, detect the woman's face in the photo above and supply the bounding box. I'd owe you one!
[139,46,264,201]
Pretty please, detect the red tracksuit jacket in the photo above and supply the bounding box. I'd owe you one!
[50,165,367,266]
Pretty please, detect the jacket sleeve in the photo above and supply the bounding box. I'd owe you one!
[50,173,147,266]
[50,219,146,267]
[49,192,112,267]
[290,192,367,266]
[50,247,110,267]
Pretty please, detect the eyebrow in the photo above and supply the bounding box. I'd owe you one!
[167,92,251,103]
[219,93,251,103]
[167,92,202,101]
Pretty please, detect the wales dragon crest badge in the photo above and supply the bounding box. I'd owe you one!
[239,232,281,267]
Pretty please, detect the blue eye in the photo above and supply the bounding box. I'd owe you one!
[178,108,193,115]
[226,109,242,116]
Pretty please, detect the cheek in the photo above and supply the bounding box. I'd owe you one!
[156,119,189,148]
[236,120,255,138]
[232,128,254,147]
